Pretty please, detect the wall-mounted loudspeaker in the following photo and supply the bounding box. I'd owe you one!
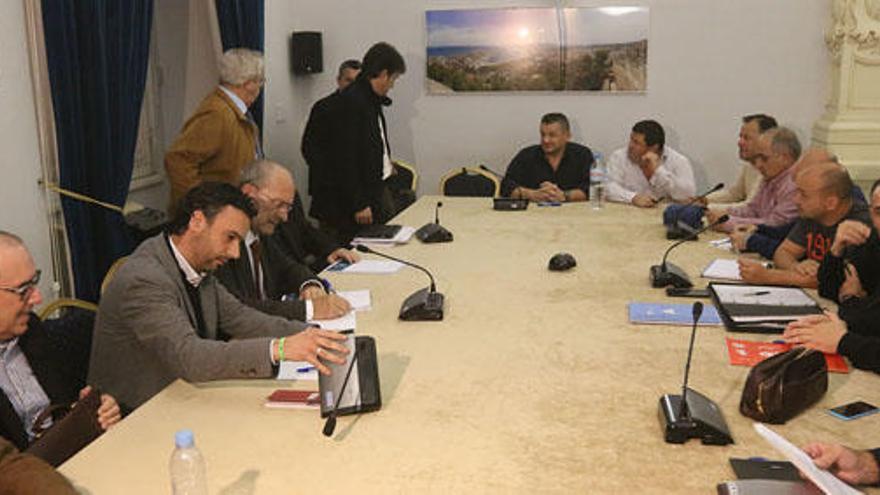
[290,31,323,75]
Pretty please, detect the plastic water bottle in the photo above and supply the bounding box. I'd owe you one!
[590,152,606,210]
[170,429,207,495]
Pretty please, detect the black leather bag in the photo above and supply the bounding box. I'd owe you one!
[740,348,828,424]
[25,388,104,467]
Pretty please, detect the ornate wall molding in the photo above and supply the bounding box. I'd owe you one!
[827,0,880,60]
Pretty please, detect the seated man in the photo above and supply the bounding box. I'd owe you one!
[816,178,880,334]
[89,182,349,411]
[707,127,800,232]
[0,232,120,451]
[785,311,880,373]
[739,161,870,288]
[215,160,351,322]
[801,442,880,487]
[606,119,696,207]
[502,112,593,202]
[703,113,777,208]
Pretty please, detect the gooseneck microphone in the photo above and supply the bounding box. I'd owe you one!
[666,183,724,240]
[322,350,359,437]
[678,301,703,420]
[415,201,453,243]
[650,214,729,288]
[659,301,732,445]
[354,245,445,320]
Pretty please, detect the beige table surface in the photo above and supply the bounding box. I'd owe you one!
[60,196,880,494]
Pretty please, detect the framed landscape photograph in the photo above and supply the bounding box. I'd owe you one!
[426,6,649,93]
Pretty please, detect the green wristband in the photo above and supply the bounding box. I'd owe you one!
[278,337,286,362]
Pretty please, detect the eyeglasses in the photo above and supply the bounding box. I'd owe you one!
[256,190,293,213]
[0,270,41,301]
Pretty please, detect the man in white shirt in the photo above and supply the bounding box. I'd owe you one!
[605,120,696,207]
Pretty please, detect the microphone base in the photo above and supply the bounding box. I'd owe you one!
[650,263,693,288]
[665,224,700,241]
[415,223,453,243]
[659,389,733,445]
[493,198,529,211]
[399,287,445,321]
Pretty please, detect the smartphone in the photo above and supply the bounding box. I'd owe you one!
[325,260,351,272]
[827,400,880,421]
[666,287,710,298]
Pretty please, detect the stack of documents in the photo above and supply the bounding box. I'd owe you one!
[702,258,742,281]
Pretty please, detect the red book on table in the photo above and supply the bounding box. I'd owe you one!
[725,337,850,374]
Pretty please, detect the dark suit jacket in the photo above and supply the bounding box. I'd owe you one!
[302,90,341,196]
[215,234,319,321]
[0,316,83,450]
[309,77,393,226]
[275,195,340,271]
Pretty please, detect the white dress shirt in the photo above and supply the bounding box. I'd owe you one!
[0,338,52,441]
[605,146,696,203]
[378,116,393,180]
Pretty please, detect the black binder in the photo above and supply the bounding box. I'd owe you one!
[708,282,823,334]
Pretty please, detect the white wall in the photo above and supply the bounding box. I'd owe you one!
[263,0,830,199]
[0,1,56,300]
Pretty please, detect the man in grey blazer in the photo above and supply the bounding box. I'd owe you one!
[88,182,348,411]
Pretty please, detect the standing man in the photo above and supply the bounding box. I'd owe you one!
[165,48,265,209]
[215,160,352,322]
[309,42,407,244]
[605,120,696,207]
[704,114,778,207]
[503,113,594,202]
[0,232,120,451]
[89,183,348,411]
[302,59,362,197]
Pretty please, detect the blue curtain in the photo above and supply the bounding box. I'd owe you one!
[215,0,265,132]
[42,0,154,302]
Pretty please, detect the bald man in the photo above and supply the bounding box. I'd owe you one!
[215,160,353,322]
[0,232,120,452]
[739,160,870,288]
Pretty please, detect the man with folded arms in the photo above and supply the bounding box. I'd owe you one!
[503,113,593,202]
[702,114,777,208]
[606,119,696,207]
[706,127,800,233]
[89,183,348,411]
[0,232,120,451]
[215,160,352,322]
[738,161,870,288]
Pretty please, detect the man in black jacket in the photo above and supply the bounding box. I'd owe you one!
[302,59,361,198]
[309,42,406,244]
[215,161,350,322]
[0,232,120,450]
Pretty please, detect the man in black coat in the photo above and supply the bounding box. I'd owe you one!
[309,42,407,244]
[215,161,351,322]
[0,232,120,450]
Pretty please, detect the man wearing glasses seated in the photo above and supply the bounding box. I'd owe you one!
[0,231,120,451]
[215,160,352,322]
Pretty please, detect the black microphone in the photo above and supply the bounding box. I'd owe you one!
[354,244,445,320]
[678,301,703,419]
[322,349,359,437]
[415,201,453,243]
[650,214,729,288]
[480,165,530,210]
[666,183,724,240]
[658,300,732,445]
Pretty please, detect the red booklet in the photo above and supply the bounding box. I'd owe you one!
[265,389,321,409]
[725,338,850,374]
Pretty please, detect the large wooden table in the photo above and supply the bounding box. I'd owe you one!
[60,197,880,493]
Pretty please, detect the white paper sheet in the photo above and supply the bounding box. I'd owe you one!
[702,258,742,280]
[308,311,356,331]
[753,424,863,495]
[352,225,415,245]
[277,361,318,381]
[338,290,371,311]
[339,260,404,274]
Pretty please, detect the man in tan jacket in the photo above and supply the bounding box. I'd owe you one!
[164,48,265,210]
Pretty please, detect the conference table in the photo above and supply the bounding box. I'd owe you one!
[60,196,880,494]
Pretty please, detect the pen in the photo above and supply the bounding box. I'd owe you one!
[745,291,770,296]
[321,277,335,293]
[296,366,316,373]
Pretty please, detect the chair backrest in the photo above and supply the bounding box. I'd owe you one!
[390,160,418,192]
[440,167,500,197]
